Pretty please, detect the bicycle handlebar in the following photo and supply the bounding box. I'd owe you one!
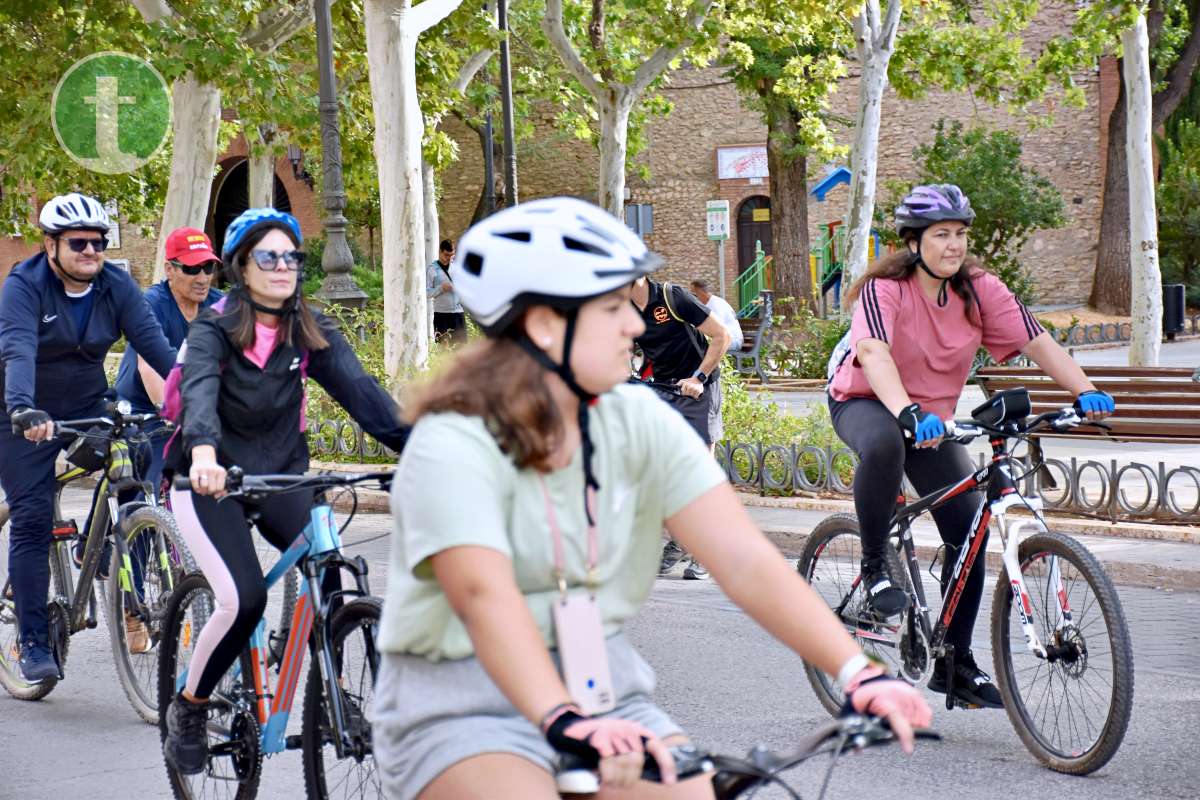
[172,466,393,496]
[943,406,1110,445]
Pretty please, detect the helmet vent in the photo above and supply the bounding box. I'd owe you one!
[494,230,531,242]
[562,236,609,257]
[463,252,484,276]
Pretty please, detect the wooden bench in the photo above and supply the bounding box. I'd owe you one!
[975,364,1200,443]
[731,290,774,384]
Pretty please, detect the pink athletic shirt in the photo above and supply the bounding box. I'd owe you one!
[828,270,1044,420]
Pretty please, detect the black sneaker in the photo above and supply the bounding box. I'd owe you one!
[17,640,58,685]
[163,693,211,775]
[929,650,1004,709]
[72,537,113,580]
[860,560,908,617]
[658,541,686,576]
[682,558,709,580]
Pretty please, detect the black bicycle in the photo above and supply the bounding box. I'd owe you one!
[555,714,940,798]
[0,401,193,722]
[798,388,1134,774]
[158,468,391,800]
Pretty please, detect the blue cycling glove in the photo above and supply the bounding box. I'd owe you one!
[896,403,945,444]
[1074,390,1115,416]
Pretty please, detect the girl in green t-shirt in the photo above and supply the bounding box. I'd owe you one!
[374,198,932,800]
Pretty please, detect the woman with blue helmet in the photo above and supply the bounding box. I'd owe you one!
[160,208,410,775]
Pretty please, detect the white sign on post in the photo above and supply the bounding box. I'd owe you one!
[706,200,730,241]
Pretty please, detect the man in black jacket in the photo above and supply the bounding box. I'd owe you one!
[0,193,174,685]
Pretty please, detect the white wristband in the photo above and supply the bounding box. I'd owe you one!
[836,654,871,688]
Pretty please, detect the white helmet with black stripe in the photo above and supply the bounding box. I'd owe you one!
[450,196,661,336]
[39,192,111,234]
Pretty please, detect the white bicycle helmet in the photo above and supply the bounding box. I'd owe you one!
[451,196,661,336]
[39,192,111,234]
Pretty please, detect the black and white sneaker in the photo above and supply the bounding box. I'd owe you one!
[658,541,687,576]
[929,650,1004,708]
[860,560,908,617]
[163,693,211,775]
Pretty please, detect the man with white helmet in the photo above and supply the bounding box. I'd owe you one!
[0,192,175,686]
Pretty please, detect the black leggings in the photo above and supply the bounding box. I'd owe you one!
[829,396,986,652]
[171,487,329,699]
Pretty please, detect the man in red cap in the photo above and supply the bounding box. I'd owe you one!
[112,227,224,651]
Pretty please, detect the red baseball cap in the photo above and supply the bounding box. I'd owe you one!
[165,227,221,266]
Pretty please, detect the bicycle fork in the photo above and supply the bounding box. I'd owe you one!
[991,494,1071,661]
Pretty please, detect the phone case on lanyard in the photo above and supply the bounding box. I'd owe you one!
[552,592,616,714]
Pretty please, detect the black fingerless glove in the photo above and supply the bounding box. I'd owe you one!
[544,709,601,767]
[10,407,51,435]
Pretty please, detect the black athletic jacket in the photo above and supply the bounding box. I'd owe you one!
[166,296,408,474]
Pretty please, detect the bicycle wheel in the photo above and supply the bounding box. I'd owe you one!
[991,530,1134,775]
[107,504,194,724]
[302,596,383,800]
[158,573,262,800]
[0,507,68,701]
[797,513,909,715]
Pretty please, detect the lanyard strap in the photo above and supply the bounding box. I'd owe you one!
[538,476,599,594]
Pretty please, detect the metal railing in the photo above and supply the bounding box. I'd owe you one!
[733,241,772,317]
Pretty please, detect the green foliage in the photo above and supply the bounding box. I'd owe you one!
[762,303,850,380]
[1157,119,1200,305]
[300,236,384,304]
[876,120,1066,303]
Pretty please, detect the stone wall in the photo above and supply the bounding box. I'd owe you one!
[436,0,1110,306]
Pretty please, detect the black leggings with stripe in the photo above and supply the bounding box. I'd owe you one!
[171,487,331,699]
[829,396,986,653]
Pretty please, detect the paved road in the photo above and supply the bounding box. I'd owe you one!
[3,490,1198,799]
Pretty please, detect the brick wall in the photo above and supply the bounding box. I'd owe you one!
[436,0,1110,305]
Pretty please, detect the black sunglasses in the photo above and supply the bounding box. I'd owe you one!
[62,235,109,254]
[250,249,306,272]
[170,260,216,276]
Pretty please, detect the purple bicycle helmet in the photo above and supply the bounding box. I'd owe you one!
[894,184,975,237]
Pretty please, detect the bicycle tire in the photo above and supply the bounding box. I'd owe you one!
[108,505,194,725]
[302,596,384,800]
[990,530,1134,775]
[158,573,262,800]
[0,511,65,701]
[798,513,909,716]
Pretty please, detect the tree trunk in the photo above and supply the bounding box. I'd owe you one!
[1123,16,1163,366]
[153,73,222,281]
[765,102,812,314]
[365,0,462,382]
[597,89,635,217]
[1091,72,1132,314]
[247,123,276,209]
[843,1,902,286]
[423,158,439,265]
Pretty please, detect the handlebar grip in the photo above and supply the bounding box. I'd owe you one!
[172,476,192,491]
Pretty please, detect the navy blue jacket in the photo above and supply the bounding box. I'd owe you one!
[0,253,176,420]
[115,279,223,414]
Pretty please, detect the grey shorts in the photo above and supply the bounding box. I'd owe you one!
[371,632,683,800]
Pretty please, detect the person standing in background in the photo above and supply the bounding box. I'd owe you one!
[427,239,466,344]
[690,279,743,353]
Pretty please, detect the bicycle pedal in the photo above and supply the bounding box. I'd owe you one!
[285,735,303,750]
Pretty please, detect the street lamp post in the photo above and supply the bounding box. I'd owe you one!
[314,0,367,308]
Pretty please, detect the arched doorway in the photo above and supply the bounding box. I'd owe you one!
[736,196,772,272]
[209,159,292,257]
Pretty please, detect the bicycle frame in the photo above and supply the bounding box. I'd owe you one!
[891,435,1068,663]
[175,500,376,760]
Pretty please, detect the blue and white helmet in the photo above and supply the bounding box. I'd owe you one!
[222,208,302,262]
[39,192,110,234]
[451,197,662,335]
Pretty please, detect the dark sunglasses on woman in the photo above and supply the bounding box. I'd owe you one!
[250,249,306,271]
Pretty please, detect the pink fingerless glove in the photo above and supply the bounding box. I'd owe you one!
[844,666,933,729]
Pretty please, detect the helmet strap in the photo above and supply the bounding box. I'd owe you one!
[912,237,950,307]
[48,237,98,286]
[514,309,601,525]
[231,272,303,317]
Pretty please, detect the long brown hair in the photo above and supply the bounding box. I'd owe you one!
[221,224,329,351]
[843,233,985,326]
[405,336,562,471]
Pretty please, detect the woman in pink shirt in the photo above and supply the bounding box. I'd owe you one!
[826,185,1115,709]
